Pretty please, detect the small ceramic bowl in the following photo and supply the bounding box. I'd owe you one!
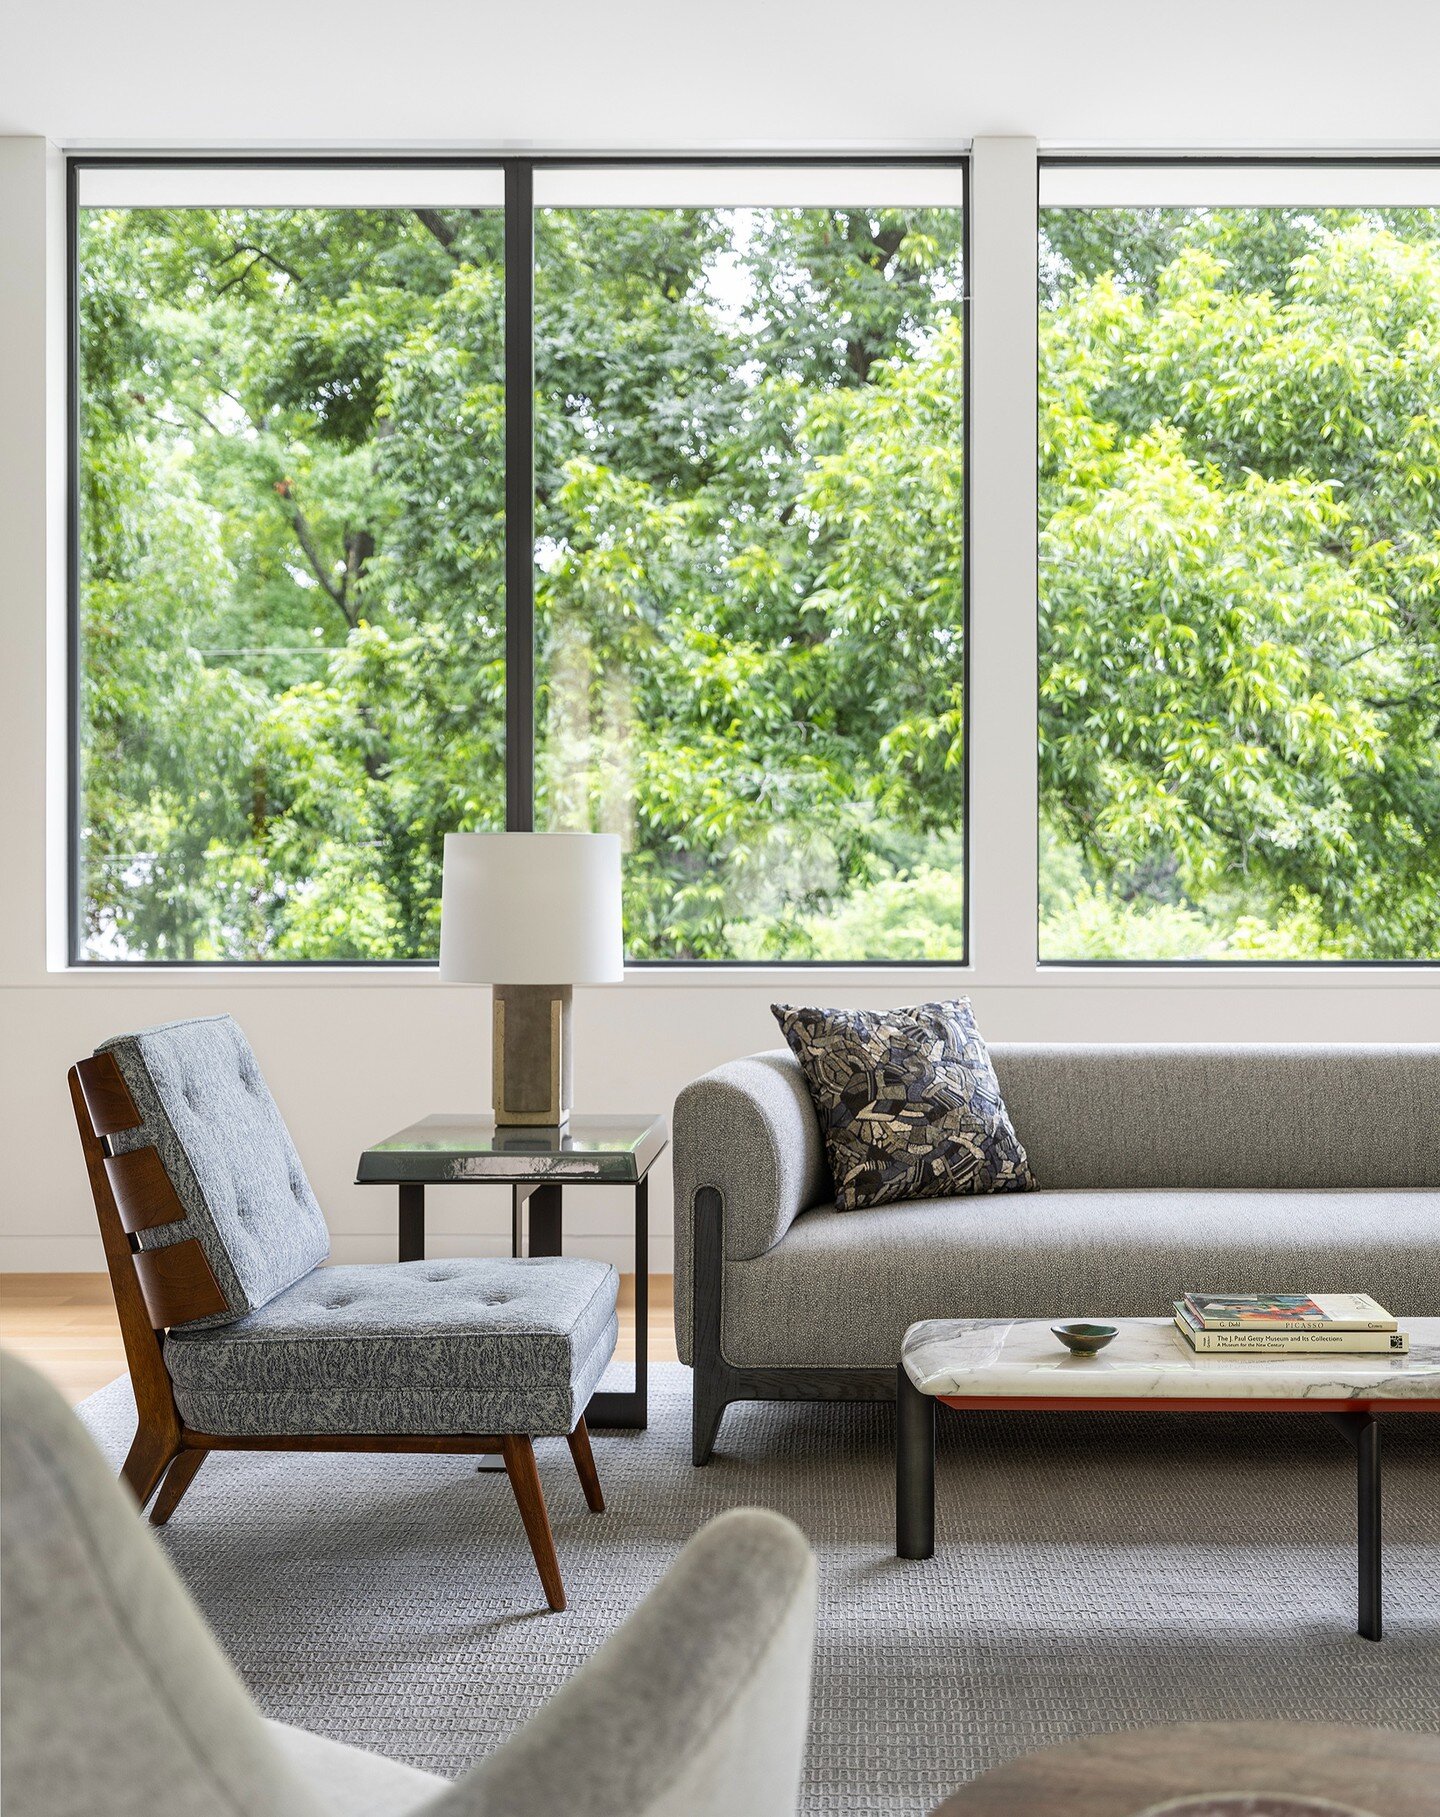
[1050,1320,1119,1355]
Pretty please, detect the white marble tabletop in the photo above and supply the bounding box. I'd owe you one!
[902,1317,1440,1402]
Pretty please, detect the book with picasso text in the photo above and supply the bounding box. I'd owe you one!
[1172,1307,1410,1354]
[1181,1292,1397,1332]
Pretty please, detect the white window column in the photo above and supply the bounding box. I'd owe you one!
[965,136,1039,986]
[0,136,66,983]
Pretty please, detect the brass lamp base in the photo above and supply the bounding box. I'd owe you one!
[491,984,573,1127]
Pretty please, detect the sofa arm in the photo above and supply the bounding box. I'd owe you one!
[672,1050,828,1365]
[424,1508,816,1817]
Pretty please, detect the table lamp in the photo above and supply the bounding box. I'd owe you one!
[439,832,624,1127]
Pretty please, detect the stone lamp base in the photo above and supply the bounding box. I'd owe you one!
[492,984,573,1127]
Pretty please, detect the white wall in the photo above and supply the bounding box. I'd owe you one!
[4,1,1440,152]
[5,3,1440,1272]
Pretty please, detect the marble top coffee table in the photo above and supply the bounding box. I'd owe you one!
[897,1316,1440,1641]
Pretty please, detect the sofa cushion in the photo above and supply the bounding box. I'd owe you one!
[720,1187,1440,1368]
[99,1015,330,1330]
[989,1043,1440,1190]
[164,1256,619,1435]
[771,999,1034,1211]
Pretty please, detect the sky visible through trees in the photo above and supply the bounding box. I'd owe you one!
[76,191,1440,961]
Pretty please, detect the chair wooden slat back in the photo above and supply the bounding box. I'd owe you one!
[131,1245,229,1326]
[73,1052,144,1137]
[104,1145,191,1234]
[67,1054,227,1471]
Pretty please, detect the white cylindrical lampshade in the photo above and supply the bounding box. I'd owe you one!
[439,832,625,984]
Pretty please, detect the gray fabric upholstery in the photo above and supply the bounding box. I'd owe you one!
[100,1015,330,1329]
[164,1258,619,1436]
[2,1351,817,1817]
[721,1187,1440,1368]
[1,1351,326,1817]
[672,1043,1440,1363]
[266,1725,445,1817]
[672,1051,827,1365]
[426,1507,816,1817]
[987,1042,1440,1189]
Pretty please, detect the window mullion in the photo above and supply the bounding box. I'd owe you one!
[503,160,535,833]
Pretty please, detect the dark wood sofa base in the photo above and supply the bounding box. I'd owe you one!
[691,1185,895,1464]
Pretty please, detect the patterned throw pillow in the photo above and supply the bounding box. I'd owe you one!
[771,998,1034,1212]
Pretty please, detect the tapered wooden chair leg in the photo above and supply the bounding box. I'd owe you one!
[149,1448,208,1526]
[566,1417,604,1513]
[502,1436,566,1612]
[121,1426,179,1514]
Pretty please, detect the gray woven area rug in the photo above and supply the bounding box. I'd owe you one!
[81,1366,1439,1815]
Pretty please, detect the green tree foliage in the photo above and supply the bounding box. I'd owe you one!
[79,203,508,959]
[78,199,967,959]
[78,195,1440,962]
[1040,207,1440,958]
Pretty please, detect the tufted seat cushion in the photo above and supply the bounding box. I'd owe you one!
[164,1256,620,1435]
[98,1015,330,1330]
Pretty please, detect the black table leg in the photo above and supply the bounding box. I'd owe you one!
[510,1176,649,1431]
[634,1174,648,1424]
[1329,1410,1383,1641]
[1357,1415,1382,1642]
[398,1184,425,1262]
[588,1174,649,1431]
[527,1182,563,1256]
[896,1363,935,1559]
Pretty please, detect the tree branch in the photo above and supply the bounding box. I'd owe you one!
[129,395,222,438]
[841,222,911,383]
[212,254,268,298]
[274,480,353,621]
[866,225,907,271]
[1362,690,1435,711]
[177,397,222,435]
[212,242,301,295]
[344,529,374,600]
[414,209,462,262]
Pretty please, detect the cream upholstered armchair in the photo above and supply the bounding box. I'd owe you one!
[1,1352,817,1817]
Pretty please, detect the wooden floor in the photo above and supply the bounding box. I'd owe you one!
[0,1272,679,1405]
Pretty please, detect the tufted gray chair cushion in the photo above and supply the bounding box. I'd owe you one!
[98,1015,330,1330]
[163,1256,619,1435]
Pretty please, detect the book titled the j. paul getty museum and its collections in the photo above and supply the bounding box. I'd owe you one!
[1173,1293,1409,1355]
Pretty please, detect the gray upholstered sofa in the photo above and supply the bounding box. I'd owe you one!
[674,1043,1440,1462]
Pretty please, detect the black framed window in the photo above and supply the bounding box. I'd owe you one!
[1039,160,1440,963]
[70,157,967,964]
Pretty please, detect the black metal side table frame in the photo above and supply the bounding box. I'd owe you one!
[895,1364,1438,1642]
[358,1113,667,1431]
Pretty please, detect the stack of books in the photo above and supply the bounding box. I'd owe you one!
[1173,1292,1409,1355]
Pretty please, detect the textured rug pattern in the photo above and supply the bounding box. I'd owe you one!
[80,1366,1440,1815]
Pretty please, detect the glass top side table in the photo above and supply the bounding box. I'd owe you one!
[357,1113,667,1430]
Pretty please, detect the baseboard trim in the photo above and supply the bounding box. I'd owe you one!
[0,1234,107,1270]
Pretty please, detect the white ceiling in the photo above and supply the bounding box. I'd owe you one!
[3,0,1439,152]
